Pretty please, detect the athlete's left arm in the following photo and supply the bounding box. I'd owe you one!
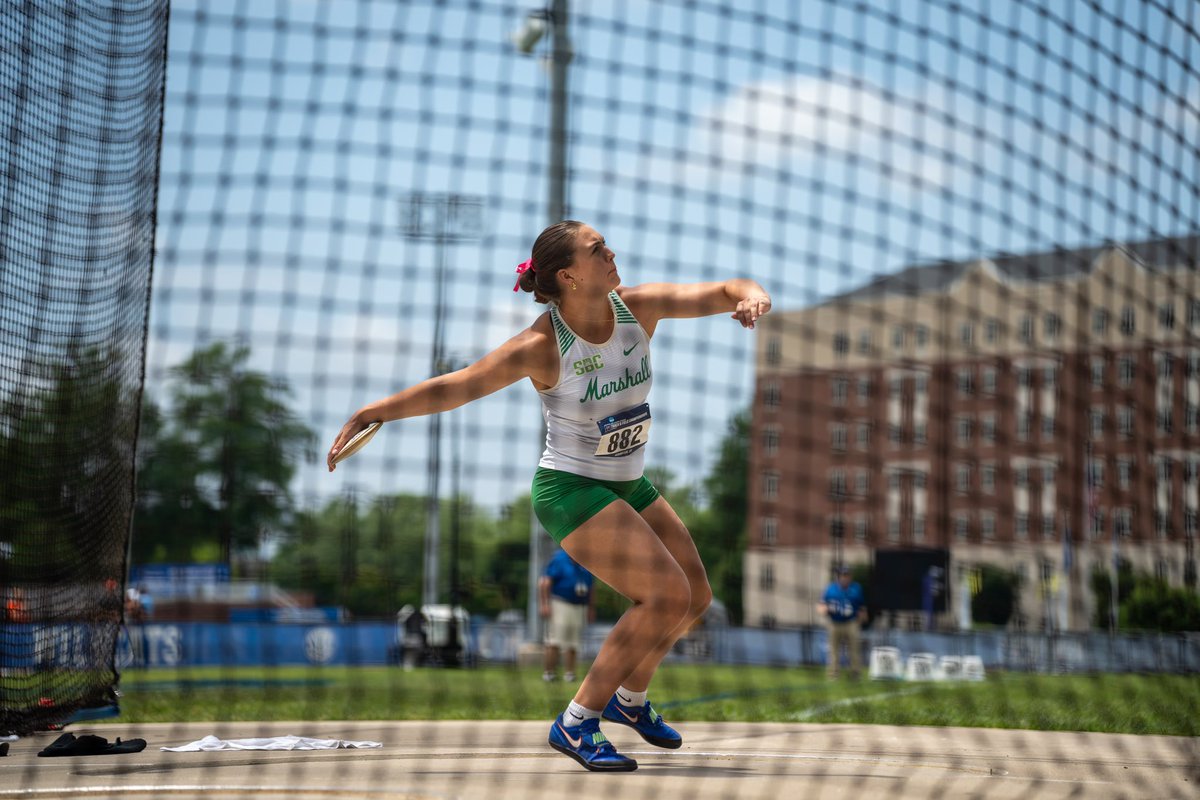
[619,279,771,335]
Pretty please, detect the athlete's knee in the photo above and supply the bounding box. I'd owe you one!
[688,577,713,622]
[645,564,691,625]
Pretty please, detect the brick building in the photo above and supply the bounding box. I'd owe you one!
[746,236,1199,630]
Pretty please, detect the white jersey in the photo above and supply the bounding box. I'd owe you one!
[538,290,653,481]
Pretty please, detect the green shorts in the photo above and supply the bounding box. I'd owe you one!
[531,467,661,543]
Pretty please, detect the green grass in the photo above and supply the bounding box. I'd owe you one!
[98,665,1199,737]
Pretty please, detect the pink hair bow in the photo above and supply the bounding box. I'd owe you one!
[513,258,535,292]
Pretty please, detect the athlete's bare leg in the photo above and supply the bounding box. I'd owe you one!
[560,500,692,711]
[619,496,712,692]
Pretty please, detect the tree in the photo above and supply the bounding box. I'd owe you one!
[1120,580,1200,632]
[0,345,139,585]
[686,410,750,623]
[132,342,315,566]
[971,564,1021,626]
[1089,559,1137,629]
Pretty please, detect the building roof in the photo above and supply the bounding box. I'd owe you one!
[825,233,1200,304]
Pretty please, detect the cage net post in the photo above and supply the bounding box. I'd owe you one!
[0,1,168,735]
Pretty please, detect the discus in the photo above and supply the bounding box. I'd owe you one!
[332,422,381,465]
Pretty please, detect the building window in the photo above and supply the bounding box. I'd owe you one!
[832,377,848,406]
[856,421,870,449]
[1089,458,1106,488]
[1018,366,1033,387]
[858,330,872,355]
[915,471,927,490]
[982,367,997,395]
[1042,515,1056,539]
[915,373,928,395]
[1157,560,1171,582]
[1116,508,1132,537]
[760,614,776,629]
[1117,458,1132,490]
[759,564,775,591]
[889,424,902,445]
[1118,406,1134,439]
[762,471,779,500]
[887,517,900,542]
[1015,513,1029,540]
[1090,407,1105,439]
[952,514,968,541]
[834,332,849,356]
[1120,306,1136,335]
[1043,464,1056,485]
[890,376,903,398]
[1159,303,1175,330]
[985,318,999,343]
[1016,465,1029,488]
[1044,364,1058,387]
[1044,313,1061,340]
[857,376,871,405]
[956,416,972,445]
[982,463,996,493]
[764,382,781,408]
[1091,357,1105,388]
[1092,307,1109,335]
[1090,508,1106,539]
[1186,510,1198,537]
[1155,511,1169,539]
[1118,356,1135,387]
[829,469,847,499]
[1157,409,1173,436]
[854,517,868,542]
[981,512,996,540]
[915,325,929,349]
[1187,403,1199,434]
[766,337,782,365]
[1019,315,1034,344]
[957,369,973,396]
[1041,414,1055,439]
[955,462,971,493]
[893,326,905,350]
[855,470,869,496]
[1017,413,1032,440]
[830,516,846,541]
[913,514,925,542]
[888,472,901,490]
[761,516,778,546]
[762,426,780,456]
[960,322,974,348]
[1190,353,1200,379]
[982,413,996,444]
[1158,353,1175,378]
[913,421,927,445]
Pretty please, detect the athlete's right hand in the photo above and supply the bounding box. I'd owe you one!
[327,414,369,472]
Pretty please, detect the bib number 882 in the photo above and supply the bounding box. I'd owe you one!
[605,424,644,454]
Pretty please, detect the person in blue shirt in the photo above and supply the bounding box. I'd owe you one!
[817,565,867,678]
[539,548,595,682]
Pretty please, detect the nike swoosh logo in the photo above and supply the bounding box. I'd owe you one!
[557,722,582,748]
[612,705,640,724]
[616,691,633,704]
[622,343,638,356]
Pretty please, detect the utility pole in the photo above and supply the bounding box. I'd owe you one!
[516,0,571,643]
[398,193,483,609]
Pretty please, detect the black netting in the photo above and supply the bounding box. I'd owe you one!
[0,1,168,735]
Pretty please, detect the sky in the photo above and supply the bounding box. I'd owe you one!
[145,0,1200,513]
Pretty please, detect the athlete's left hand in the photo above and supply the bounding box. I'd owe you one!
[732,294,772,329]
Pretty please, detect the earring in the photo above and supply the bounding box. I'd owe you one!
[571,281,577,291]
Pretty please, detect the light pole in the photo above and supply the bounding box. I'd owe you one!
[399,193,483,609]
[514,0,571,642]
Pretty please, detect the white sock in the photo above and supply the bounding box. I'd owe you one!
[615,686,648,708]
[563,701,601,726]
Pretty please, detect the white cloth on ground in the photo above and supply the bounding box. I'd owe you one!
[162,734,382,752]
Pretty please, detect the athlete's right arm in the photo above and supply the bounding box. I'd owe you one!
[327,318,557,470]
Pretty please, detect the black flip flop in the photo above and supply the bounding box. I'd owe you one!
[37,732,147,757]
